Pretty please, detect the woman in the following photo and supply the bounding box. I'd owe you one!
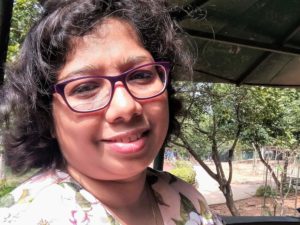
[0,0,223,224]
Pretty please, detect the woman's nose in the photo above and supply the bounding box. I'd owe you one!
[104,83,143,123]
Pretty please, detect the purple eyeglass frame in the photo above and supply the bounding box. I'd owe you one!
[53,61,171,113]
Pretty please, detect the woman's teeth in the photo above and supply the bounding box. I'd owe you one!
[113,133,142,143]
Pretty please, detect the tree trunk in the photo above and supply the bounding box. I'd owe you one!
[0,153,5,181]
[281,155,289,189]
[177,135,240,216]
[223,183,240,216]
[279,154,290,216]
[253,143,281,189]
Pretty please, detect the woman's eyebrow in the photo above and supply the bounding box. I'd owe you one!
[59,65,100,81]
[59,55,153,81]
[123,55,152,65]
[118,55,154,71]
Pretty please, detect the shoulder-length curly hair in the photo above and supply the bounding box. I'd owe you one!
[0,0,193,174]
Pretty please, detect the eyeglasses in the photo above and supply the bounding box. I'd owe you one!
[53,61,170,113]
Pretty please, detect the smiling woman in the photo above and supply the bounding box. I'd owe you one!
[0,0,223,224]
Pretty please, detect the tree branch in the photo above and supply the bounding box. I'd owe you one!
[193,126,209,135]
[252,143,281,189]
[174,135,218,181]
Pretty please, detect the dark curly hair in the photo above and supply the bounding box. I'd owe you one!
[0,0,193,174]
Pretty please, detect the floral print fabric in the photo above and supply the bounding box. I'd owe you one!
[0,168,223,225]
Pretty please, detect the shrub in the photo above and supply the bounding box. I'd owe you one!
[174,160,193,168]
[170,160,196,185]
[255,185,277,197]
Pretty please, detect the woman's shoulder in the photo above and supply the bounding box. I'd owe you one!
[147,168,205,199]
[0,169,99,225]
[147,168,224,225]
[1,170,60,204]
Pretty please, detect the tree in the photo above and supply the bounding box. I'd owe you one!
[171,82,300,216]
[240,87,300,215]
[172,83,247,216]
[7,0,40,62]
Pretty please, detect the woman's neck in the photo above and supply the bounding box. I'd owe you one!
[67,166,162,225]
[67,166,147,209]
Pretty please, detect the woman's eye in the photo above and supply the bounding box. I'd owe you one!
[128,70,155,83]
[69,82,101,97]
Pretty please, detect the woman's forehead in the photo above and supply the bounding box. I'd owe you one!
[58,18,152,81]
[71,18,141,48]
[65,18,142,58]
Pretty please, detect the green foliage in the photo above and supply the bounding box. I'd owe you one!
[255,185,277,197]
[240,87,300,149]
[171,83,300,214]
[7,0,40,61]
[173,82,300,158]
[170,167,196,185]
[170,160,196,185]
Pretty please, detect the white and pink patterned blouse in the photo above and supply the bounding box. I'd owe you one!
[0,168,223,225]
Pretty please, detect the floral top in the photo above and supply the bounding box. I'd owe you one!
[0,168,223,225]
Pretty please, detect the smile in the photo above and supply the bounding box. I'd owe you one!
[103,128,149,143]
[110,133,143,143]
[102,129,149,154]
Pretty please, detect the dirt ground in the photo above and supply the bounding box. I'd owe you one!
[210,195,300,216]
[205,160,300,216]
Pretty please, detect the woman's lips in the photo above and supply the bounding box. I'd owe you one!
[102,130,149,154]
[109,133,143,143]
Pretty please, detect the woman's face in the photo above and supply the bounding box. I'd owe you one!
[52,19,169,181]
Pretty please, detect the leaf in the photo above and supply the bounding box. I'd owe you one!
[179,192,197,214]
[153,189,169,207]
[60,182,82,192]
[17,189,30,203]
[174,192,198,223]
[107,213,121,225]
[172,218,185,225]
[75,192,91,210]
[0,194,15,207]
